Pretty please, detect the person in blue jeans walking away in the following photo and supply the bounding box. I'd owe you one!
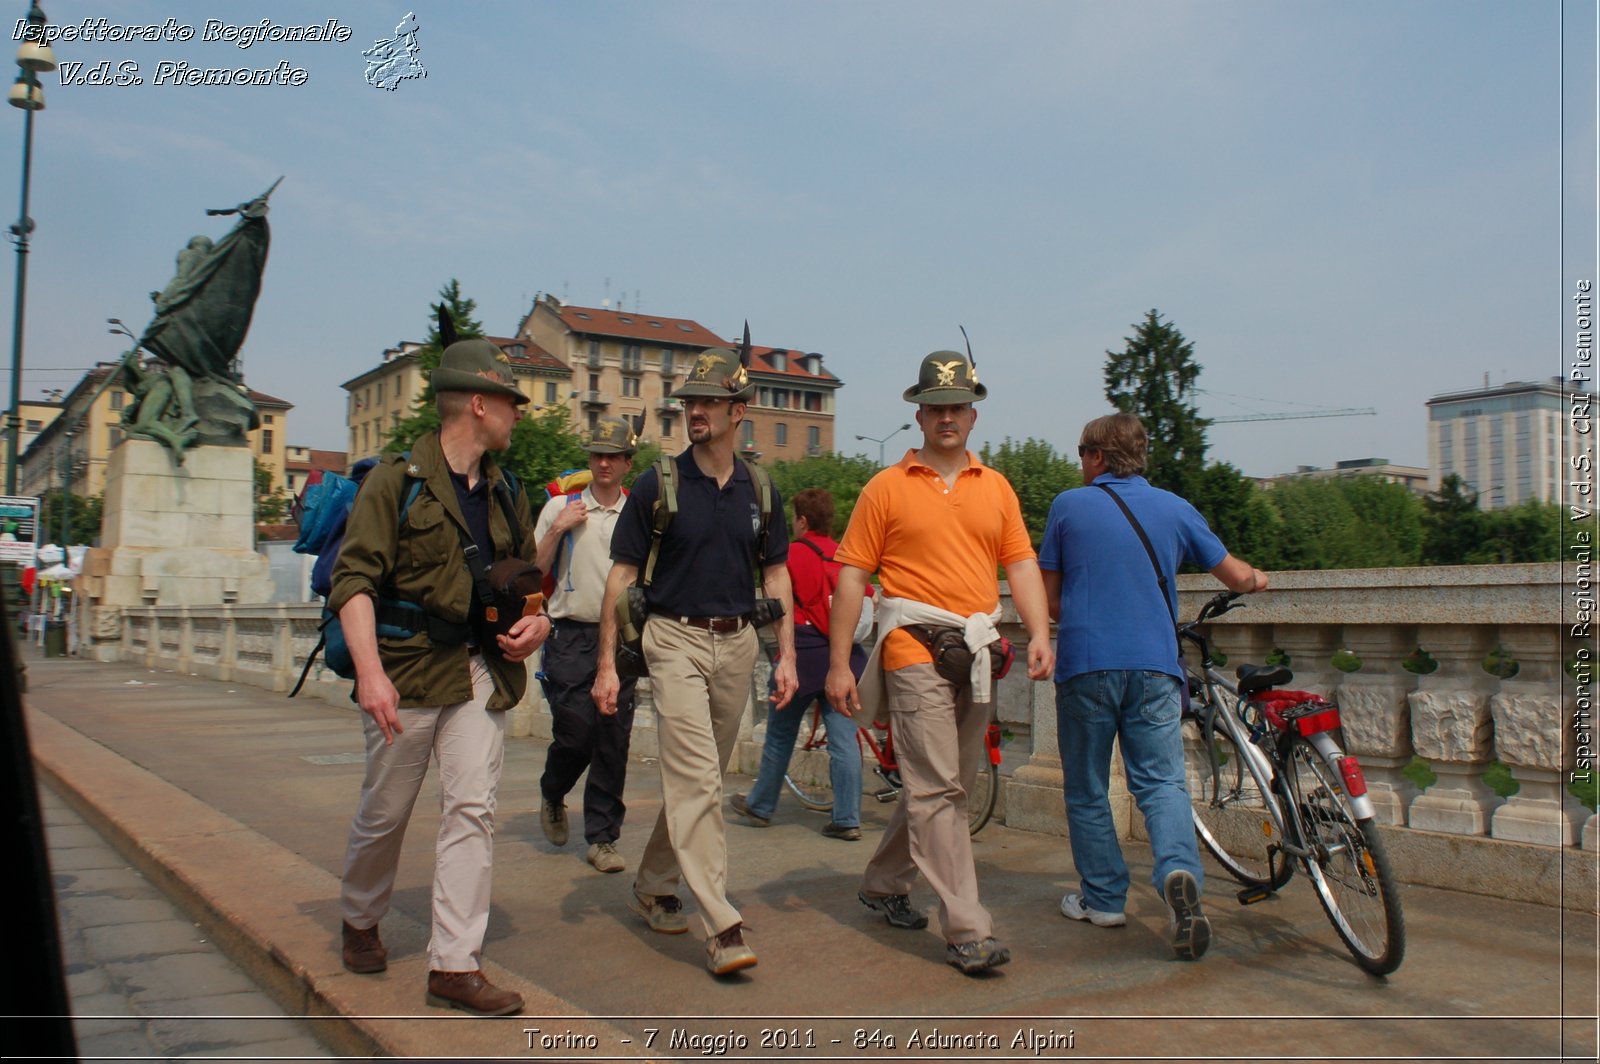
[1039,413,1267,961]
[731,488,873,840]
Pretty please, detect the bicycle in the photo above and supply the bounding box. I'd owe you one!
[1180,590,1405,975]
[780,702,1001,835]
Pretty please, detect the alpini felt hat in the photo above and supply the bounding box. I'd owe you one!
[671,321,759,401]
[585,415,638,455]
[431,339,530,404]
[903,349,987,404]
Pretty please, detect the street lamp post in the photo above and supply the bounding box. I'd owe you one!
[6,1,55,496]
[855,422,912,467]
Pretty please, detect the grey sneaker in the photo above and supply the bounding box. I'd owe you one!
[628,889,689,935]
[1163,869,1212,961]
[540,799,568,846]
[821,822,862,841]
[946,936,1011,974]
[729,793,770,827]
[706,923,758,976]
[587,841,625,873]
[858,890,929,930]
[1059,892,1127,927]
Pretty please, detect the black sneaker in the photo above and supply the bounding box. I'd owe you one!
[1163,869,1212,961]
[946,937,1010,974]
[858,890,928,929]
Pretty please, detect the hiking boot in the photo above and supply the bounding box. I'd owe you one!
[587,841,625,873]
[1059,892,1127,927]
[821,822,862,841]
[858,890,929,930]
[425,969,523,1016]
[946,937,1011,974]
[706,924,758,976]
[1163,869,1212,961]
[728,793,769,827]
[341,920,387,974]
[540,799,568,846]
[628,889,689,934]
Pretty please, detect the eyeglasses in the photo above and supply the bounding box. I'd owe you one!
[1077,445,1091,457]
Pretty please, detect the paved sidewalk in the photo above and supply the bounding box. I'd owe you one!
[21,649,1599,1062]
[42,785,334,1062]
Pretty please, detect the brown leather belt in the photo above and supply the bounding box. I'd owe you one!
[665,613,750,633]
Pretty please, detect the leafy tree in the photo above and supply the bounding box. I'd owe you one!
[1258,477,1424,570]
[766,452,882,537]
[1477,500,1565,563]
[1189,461,1283,569]
[500,408,589,491]
[978,437,1082,543]
[38,491,102,545]
[254,459,290,524]
[385,279,488,451]
[1103,309,1210,498]
[1420,475,1485,565]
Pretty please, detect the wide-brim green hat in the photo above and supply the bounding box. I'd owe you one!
[585,415,638,454]
[903,349,988,404]
[671,347,756,401]
[431,339,530,404]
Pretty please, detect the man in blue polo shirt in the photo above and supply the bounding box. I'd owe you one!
[594,344,797,977]
[1039,413,1267,961]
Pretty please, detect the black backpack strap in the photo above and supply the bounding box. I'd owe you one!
[794,537,830,561]
[1096,483,1181,657]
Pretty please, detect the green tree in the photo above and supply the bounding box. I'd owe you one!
[1189,461,1283,569]
[1421,474,1485,565]
[766,452,881,536]
[978,437,1082,543]
[38,491,102,545]
[385,279,488,452]
[1103,309,1210,497]
[1259,477,1424,570]
[1478,500,1565,563]
[500,408,589,491]
[254,459,290,523]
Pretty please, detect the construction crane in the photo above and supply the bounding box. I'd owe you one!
[1197,388,1376,424]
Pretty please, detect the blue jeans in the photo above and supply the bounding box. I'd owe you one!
[748,690,862,828]
[1057,670,1201,913]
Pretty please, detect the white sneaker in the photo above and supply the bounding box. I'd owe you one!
[1059,892,1127,927]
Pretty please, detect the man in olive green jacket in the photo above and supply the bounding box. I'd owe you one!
[329,339,550,1017]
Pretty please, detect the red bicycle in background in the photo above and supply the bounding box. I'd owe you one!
[781,705,1002,835]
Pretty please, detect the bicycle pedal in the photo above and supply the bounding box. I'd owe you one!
[873,788,899,803]
[1236,885,1273,906]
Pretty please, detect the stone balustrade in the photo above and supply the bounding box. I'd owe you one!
[93,562,1593,904]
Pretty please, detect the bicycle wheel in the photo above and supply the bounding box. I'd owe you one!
[967,760,998,835]
[1283,735,1406,975]
[1182,717,1290,889]
[781,768,833,812]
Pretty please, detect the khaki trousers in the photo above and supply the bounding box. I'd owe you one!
[860,663,993,944]
[633,617,757,939]
[341,656,506,972]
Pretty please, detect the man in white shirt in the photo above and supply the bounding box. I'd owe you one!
[534,416,638,873]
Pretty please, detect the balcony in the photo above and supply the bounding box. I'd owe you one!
[656,397,683,413]
[580,391,611,408]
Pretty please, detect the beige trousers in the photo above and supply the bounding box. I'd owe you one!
[341,656,506,972]
[633,617,758,939]
[860,663,993,944]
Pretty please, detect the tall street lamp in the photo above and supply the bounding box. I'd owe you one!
[856,422,912,467]
[6,1,55,495]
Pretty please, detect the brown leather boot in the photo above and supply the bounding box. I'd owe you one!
[425,970,524,1016]
[341,921,386,974]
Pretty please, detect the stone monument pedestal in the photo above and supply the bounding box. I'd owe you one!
[77,440,271,653]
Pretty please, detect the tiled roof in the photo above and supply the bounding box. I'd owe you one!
[749,346,840,385]
[286,448,346,472]
[485,335,568,373]
[551,304,726,348]
[248,388,292,408]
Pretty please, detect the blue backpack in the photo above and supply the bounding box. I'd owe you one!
[289,456,423,696]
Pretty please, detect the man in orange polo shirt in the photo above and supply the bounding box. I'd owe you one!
[824,349,1054,975]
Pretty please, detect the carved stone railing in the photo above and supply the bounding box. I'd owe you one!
[93,562,1593,903]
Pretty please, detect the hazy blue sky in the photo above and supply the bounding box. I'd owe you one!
[6,0,1594,477]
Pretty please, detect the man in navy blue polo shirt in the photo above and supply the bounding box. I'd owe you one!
[1039,413,1266,962]
[594,345,797,977]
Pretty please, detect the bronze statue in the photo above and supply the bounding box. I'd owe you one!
[117,179,280,462]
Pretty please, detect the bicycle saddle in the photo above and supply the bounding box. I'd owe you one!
[1236,663,1294,697]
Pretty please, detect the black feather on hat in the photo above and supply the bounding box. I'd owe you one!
[438,304,459,348]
